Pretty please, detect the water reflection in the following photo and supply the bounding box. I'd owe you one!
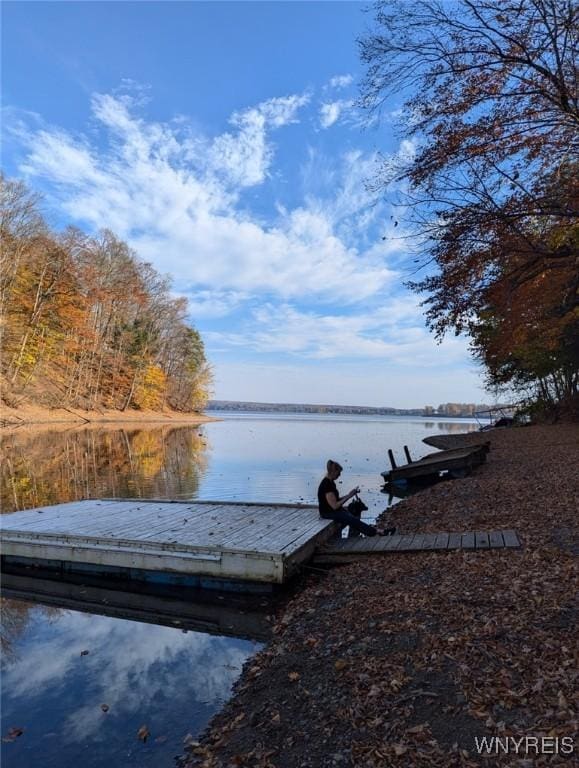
[1,596,260,768]
[0,414,479,521]
[1,425,208,513]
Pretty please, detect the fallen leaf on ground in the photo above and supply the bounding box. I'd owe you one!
[137,725,150,742]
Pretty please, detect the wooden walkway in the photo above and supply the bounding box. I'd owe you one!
[313,529,520,563]
[0,499,339,586]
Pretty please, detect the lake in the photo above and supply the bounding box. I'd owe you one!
[0,412,479,767]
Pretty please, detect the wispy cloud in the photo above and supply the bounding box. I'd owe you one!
[209,93,310,187]
[206,300,470,366]
[2,607,253,744]
[4,85,483,402]
[328,74,354,89]
[9,90,400,304]
[319,99,354,129]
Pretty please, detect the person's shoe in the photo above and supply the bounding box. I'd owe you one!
[379,527,396,536]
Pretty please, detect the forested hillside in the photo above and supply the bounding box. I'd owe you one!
[1,175,212,413]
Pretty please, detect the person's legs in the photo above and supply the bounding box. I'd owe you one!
[327,508,377,537]
[346,505,362,537]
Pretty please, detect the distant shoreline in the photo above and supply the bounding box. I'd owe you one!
[1,401,492,428]
[208,409,480,420]
[208,400,495,418]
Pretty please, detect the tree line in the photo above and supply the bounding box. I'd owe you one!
[1,175,212,413]
[360,0,578,417]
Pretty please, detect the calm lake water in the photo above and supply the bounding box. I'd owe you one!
[1,413,479,767]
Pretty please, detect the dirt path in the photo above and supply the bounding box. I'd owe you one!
[182,423,578,768]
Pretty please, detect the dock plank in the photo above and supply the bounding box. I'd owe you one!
[475,531,490,549]
[396,534,418,551]
[141,507,230,540]
[381,534,403,551]
[422,533,439,550]
[461,532,476,550]
[433,533,449,550]
[235,506,306,540]
[407,534,426,550]
[447,533,463,549]
[335,536,376,553]
[167,506,266,545]
[488,531,505,549]
[97,506,193,538]
[502,530,521,548]
[222,507,307,549]
[278,516,335,553]
[1,501,137,531]
[363,534,391,552]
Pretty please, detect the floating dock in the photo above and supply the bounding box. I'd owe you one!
[381,443,490,484]
[0,499,339,589]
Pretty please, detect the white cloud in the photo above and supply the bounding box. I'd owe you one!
[206,300,470,366]
[6,87,483,405]
[2,606,255,744]
[210,93,310,187]
[328,74,354,89]
[13,91,401,304]
[319,99,354,129]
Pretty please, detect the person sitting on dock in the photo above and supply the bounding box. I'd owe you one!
[318,460,387,537]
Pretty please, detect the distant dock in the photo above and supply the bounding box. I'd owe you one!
[381,443,490,484]
[0,499,339,590]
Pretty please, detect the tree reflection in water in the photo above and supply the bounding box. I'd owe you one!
[0,425,208,513]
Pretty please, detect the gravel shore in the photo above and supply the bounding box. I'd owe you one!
[183,423,578,768]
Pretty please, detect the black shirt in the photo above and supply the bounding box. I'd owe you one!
[318,477,338,517]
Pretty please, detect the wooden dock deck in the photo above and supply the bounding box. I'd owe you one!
[313,529,521,564]
[0,499,339,587]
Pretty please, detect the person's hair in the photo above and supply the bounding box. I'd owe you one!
[327,459,343,473]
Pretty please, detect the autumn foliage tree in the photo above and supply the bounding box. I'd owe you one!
[0,174,212,413]
[360,0,578,413]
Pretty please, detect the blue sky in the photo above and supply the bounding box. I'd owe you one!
[2,1,489,408]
